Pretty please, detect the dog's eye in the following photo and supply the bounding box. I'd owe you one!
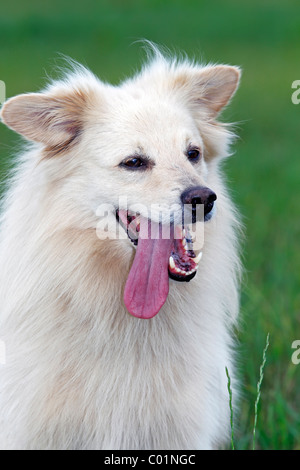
[187,148,201,163]
[120,156,149,170]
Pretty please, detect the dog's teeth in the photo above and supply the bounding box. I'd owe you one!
[169,256,175,269]
[194,252,203,264]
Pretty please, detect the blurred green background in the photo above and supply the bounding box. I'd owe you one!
[0,0,300,450]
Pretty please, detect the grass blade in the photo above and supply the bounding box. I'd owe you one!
[252,333,270,450]
[225,366,235,450]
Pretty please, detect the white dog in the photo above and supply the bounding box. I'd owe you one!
[0,47,241,449]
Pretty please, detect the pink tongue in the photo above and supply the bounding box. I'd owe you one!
[124,219,174,319]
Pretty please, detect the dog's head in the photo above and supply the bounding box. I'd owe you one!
[0,49,240,319]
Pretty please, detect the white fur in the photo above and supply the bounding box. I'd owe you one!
[0,49,242,450]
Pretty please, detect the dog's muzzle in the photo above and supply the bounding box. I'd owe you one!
[181,186,217,223]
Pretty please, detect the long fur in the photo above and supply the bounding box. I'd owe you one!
[0,48,242,450]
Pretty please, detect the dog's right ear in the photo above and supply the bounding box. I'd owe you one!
[171,64,241,118]
[0,88,88,156]
[193,65,241,116]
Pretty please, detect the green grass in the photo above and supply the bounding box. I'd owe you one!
[1,0,300,450]
[226,334,269,451]
[252,334,270,450]
[225,367,235,450]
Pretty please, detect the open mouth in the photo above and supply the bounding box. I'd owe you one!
[117,210,201,281]
[117,210,203,319]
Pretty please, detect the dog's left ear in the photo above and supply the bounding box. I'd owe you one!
[0,88,88,156]
[179,65,241,117]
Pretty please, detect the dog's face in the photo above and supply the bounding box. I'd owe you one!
[0,54,240,319]
[85,94,208,219]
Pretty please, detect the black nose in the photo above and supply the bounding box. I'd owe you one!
[181,186,217,222]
